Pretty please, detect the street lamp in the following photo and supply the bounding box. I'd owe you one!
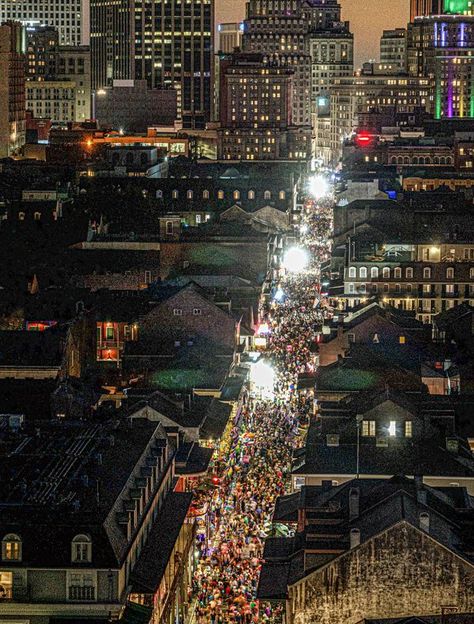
[309,174,330,199]
[282,247,309,273]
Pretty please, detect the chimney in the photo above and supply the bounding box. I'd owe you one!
[349,487,360,520]
[350,528,361,549]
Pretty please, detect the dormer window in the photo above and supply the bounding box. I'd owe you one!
[71,534,92,563]
[2,534,22,561]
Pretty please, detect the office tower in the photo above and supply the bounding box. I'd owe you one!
[380,28,408,72]
[410,0,444,21]
[0,22,26,158]
[90,0,214,129]
[304,0,354,164]
[57,47,92,121]
[218,53,311,160]
[218,23,243,53]
[0,0,89,47]
[408,15,474,118]
[25,25,59,80]
[243,0,312,129]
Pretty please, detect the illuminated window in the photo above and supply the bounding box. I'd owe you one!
[173,309,182,316]
[202,190,210,199]
[233,190,240,200]
[2,534,22,561]
[172,190,178,199]
[71,534,91,563]
[404,421,413,437]
[388,421,397,437]
[399,335,406,344]
[218,190,224,199]
[348,267,356,278]
[248,190,255,200]
[362,420,376,436]
[264,190,271,199]
[193,308,202,316]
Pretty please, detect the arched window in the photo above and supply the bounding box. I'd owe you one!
[202,189,210,199]
[406,267,413,278]
[370,267,379,279]
[156,190,163,199]
[218,190,224,200]
[348,266,356,278]
[34,212,41,221]
[279,190,286,200]
[233,190,240,200]
[383,267,390,278]
[394,267,401,278]
[390,157,397,165]
[172,190,179,199]
[18,212,25,221]
[404,157,409,165]
[419,157,425,165]
[187,189,193,200]
[446,157,452,165]
[71,534,92,563]
[440,157,446,165]
[470,268,474,279]
[397,156,403,164]
[248,190,255,200]
[434,156,439,165]
[264,190,272,200]
[423,267,431,279]
[359,267,367,278]
[2,534,22,561]
[413,157,419,165]
[446,267,454,280]
[419,512,430,533]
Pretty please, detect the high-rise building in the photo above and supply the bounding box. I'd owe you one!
[380,28,408,72]
[408,15,474,118]
[218,22,243,54]
[0,0,89,47]
[243,0,312,129]
[304,0,354,163]
[25,25,59,80]
[0,22,26,158]
[410,0,443,21]
[90,0,214,129]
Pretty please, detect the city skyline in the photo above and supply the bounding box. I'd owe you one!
[217,0,410,66]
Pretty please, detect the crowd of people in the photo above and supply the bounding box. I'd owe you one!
[192,181,334,624]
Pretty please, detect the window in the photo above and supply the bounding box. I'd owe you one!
[173,309,183,316]
[446,284,455,294]
[196,214,202,224]
[156,190,163,199]
[187,189,193,199]
[370,267,379,278]
[218,190,224,199]
[383,267,390,278]
[105,326,114,341]
[18,212,25,221]
[388,420,397,437]
[446,267,454,279]
[2,534,22,561]
[144,270,152,284]
[399,335,406,344]
[233,190,240,200]
[348,283,355,294]
[68,572,96,601]
[248,190,255,200]
[359,267,367,278]
[348,333,355,343]
[71,534,92,563]
[34,211,41,220]
[373,333,380,344]
[264,190,272,200]
[166,221,173,235]
[193,308,202,316]
[404,421,413,437]
[406,267,413,278]
[423,267,431,279]
[202,189,210,199]
[348,266,356,278]
[279,190,286,200]
[172,190,179,199]
[362,420,376,436]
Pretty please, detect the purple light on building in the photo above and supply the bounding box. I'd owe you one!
[459,22,466,47]
[441,22,447,47]
[447,61,454,117]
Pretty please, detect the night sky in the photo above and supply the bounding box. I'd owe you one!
[216,0,410,67]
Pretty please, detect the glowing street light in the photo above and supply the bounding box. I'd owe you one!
[282,247,309,273]
[250,359,275,399]
[309,174,330,199]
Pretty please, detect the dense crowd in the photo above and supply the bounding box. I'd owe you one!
[192,181,334,624]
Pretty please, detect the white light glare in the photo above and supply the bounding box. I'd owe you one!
[251,360,275,398]
[274,287,285,302]
[283,247,309,273]
[309,175,330,199]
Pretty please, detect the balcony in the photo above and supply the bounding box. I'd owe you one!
[68,586,96,601]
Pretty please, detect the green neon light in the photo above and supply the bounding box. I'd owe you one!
[444,0,471,13]
[435,79,442,119]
